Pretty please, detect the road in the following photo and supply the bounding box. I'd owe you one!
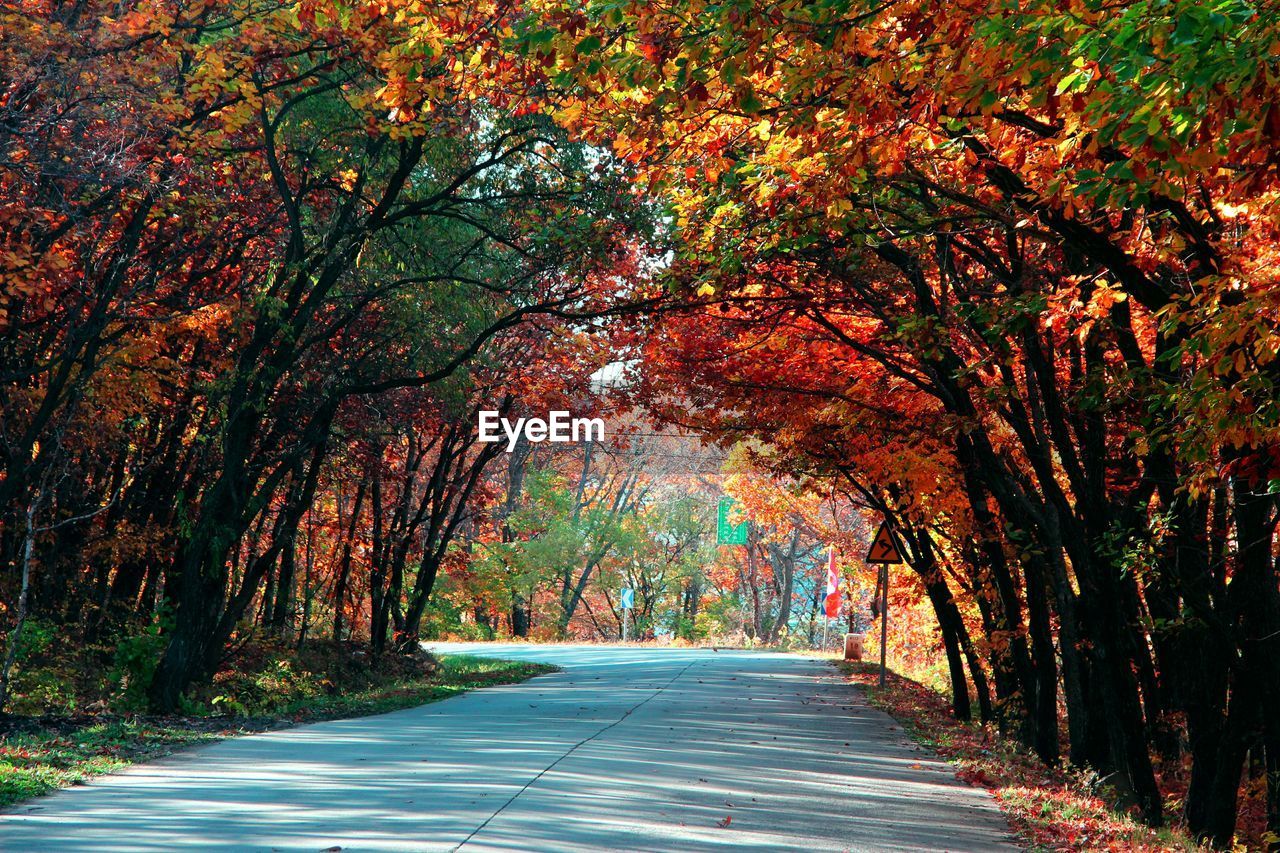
[1,644,1019,852]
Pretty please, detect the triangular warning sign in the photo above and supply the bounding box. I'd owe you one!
[866,522,904,564]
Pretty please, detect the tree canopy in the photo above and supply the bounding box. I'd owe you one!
[2,0,1278,847]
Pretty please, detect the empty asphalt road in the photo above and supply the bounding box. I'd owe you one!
[1,644,1018,852]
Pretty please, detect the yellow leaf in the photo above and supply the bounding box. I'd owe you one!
[826,198,852,218]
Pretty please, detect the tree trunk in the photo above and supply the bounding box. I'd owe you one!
[331,482,366,642]
[0,498,39,713]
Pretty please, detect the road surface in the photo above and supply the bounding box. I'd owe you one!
[2,644,1019,851]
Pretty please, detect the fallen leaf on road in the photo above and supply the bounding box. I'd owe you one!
[717,816,732,828]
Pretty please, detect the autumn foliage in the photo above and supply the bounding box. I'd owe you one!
[522,0,1280,846]
[0,0,644,710]
[3,0,1280,848]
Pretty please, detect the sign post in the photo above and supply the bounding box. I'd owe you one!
[620,586,634,641]
[865,521,904,687]
[878,564,888,685]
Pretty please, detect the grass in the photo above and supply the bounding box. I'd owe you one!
[0,720,224,807]
[836,660,1201,853]
[0,653,555,809]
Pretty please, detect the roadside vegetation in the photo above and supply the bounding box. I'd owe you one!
[837,661,1235,852]
[0,645,553,808]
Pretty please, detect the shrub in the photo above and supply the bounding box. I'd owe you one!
[108,621,168,712]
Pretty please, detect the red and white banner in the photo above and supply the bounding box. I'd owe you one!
[823,546,840,618]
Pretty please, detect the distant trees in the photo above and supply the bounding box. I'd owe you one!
[475,434,719,639]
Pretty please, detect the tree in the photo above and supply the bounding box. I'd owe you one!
[1,0,653,713]
[529,0,1280,838]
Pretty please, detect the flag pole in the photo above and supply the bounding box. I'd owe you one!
[822,615,828,651]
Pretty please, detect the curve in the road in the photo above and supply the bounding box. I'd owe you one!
[2,644,1020,852]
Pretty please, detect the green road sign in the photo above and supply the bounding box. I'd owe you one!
[716,496,749,545]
